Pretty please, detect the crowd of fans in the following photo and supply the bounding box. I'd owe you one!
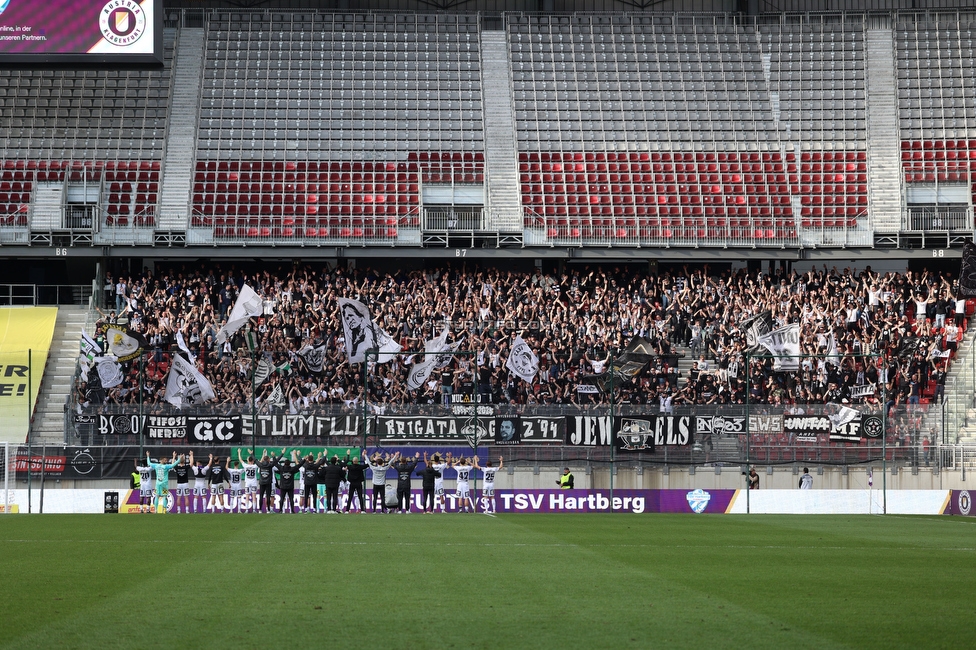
[78,262,966,416]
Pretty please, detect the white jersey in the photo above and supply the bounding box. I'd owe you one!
[192,465,208,488]
[454,464,472,486]
[481,466,498,485]
[432,462,448,488]
[242,462,258,488]
[228,467,244,489]
[137,465,153,491]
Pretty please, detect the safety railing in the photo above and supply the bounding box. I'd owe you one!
[0,284,93,306]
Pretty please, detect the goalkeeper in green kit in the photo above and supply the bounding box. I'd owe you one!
[148,451,180,514]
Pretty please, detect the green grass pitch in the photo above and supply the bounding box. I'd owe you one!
[1,514,973,649]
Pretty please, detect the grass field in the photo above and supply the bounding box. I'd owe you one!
[1,514,973,649]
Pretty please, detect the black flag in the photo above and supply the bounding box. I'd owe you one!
[959,241,976,297]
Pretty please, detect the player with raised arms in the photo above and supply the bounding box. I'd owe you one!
[147,451,179,514]
[239,449,260,513]
[451,455,475,513]
[173,451,192,513]
[474,455,503,514]
[429,451,450,513]
[135,457,154,514]
[226,457,246,513]
[191,454,209,513]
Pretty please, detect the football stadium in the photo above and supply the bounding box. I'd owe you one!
[2,0,976,646]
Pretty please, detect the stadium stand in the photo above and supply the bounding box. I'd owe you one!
[0,9,973,249]
[191,12,484,243]
[0,30,175,236]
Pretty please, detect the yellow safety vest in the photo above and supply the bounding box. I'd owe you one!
[559,473,573,488]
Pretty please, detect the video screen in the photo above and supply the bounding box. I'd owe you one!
[0,0,162,66]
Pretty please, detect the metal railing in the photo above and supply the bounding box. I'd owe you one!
[0,284,93,306]
[902,208,973,232]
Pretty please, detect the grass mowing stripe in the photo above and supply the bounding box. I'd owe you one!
[1,514,974,649]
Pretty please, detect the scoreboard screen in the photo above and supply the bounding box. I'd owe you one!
[0,0,162,66]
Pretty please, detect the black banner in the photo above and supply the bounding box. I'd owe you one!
[14,446,232,480]
[187,415,243,444]
[565,415,613,446]
[694,415,746,436]
[376,416,493,445]
[783,413,864,443]
[566,414,693,447]
[614,417,655,452]
[251,413,362,438]
[495,416,521,445]
[519,416,564,443]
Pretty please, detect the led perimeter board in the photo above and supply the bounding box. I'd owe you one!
[0,0,162,67]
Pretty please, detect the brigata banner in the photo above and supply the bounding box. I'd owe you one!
[494,489,737,514]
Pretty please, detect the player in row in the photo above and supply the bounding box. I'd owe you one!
[135,449,503,514]
[421,452,503,514]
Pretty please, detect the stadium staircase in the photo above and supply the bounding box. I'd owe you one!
[29,183,65,232]
[158,28,206,234]
[32,306,88,445]
[479,31,523,234]
[865,25,904,234]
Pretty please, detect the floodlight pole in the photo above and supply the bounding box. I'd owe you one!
[26,349,32,513]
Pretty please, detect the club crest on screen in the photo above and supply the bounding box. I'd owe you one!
[99,0,146,47]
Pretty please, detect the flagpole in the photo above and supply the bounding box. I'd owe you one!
[745,351,750,515]
[609,352,614,513]
[362,349,370,455]
[138,353,145,461]
[881,354,887,515]
[250,345,256,460]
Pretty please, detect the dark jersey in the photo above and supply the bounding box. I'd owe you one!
[396,461,418,487]
[257,460,274,486]
[207,465,226,485]
[174,465,190,484]
[277,461,302,491]
[345,463,367,484]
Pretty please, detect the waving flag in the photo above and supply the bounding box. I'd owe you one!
[506,335,539,383]
[216,284,264,345]
[164,354,216,408]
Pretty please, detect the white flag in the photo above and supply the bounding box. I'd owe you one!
[80,330,101,363]
[337,298,400,364]
[95,356,124,388]
[176,330,192,357]
[375,327,402,364]
[267,383,286,407]
[407,325,450,391]
[506,335,539,383]
[827,404,860,431]
[253,359,274,386]
[216,284,264,345]
[298,344,327,373]
[757,323,801,371]
[164,354,216,408]
[826,330,841,367]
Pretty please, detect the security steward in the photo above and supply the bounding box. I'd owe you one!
[557,467,574,489]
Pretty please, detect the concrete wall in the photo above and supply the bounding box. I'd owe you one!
[17,466,972,492]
